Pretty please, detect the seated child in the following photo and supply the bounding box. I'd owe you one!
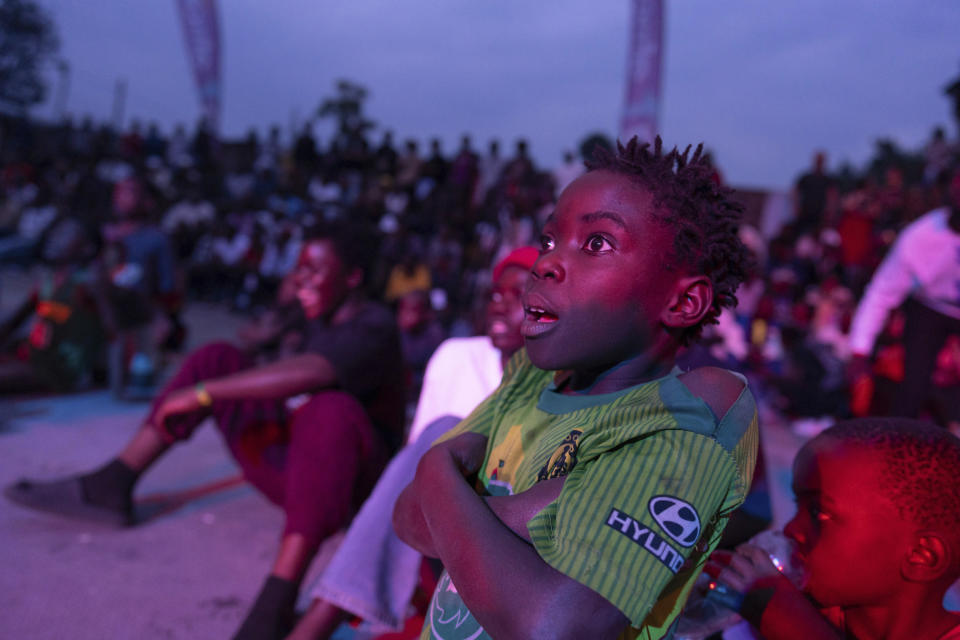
[287,247,536,639]
[393,137,758,639]
[396,289,447,406]
[707,417,960,640]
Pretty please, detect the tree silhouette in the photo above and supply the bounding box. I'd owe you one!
[317,79,375,151]
[578,131,614,165]
[865,138,924,184]
[0,0,59,113]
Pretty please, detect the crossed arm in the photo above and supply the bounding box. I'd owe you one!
[392,432,629,640]
[392,366,751,640]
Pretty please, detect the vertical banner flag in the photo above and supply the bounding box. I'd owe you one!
[176,0,222,132]
[620,0,663,144]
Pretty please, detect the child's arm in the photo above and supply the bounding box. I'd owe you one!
[484,478,564,543]
[393,434,564,556]
[707,546,843,640]
[393,432,489,558]
[393,432,629,640]
[151,354,339,429]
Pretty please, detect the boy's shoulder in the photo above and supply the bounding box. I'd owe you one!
[677,366,747,421]
[502,352,750,418]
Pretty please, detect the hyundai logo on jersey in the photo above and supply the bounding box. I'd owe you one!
[648,495,701,547]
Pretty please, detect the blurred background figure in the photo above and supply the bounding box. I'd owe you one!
[848,169,960,429]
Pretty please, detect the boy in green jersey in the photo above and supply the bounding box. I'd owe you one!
[394,137,758,640]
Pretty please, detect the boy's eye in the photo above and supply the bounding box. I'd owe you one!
[583,234,612,253]
[806,502,830,522]
[539,235,555,252]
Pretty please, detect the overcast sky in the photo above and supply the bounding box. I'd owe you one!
[34,0,960,190]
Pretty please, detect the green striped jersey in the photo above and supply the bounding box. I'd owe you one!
[421,349,758,640]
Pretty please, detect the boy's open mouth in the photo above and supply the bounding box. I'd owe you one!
[521,303,559,338]
[524,306,558,324]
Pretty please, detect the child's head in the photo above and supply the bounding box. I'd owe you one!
[397,290,433,333]
[486,247,538,357]
[294,225,377,319]
[785,417,960,610]
[522,137,749,372]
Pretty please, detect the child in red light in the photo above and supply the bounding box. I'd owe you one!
[707,417,960,640]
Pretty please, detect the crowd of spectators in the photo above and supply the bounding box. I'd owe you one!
[697,135,960,435]
[0,115,577,403]
[2,113,959,433]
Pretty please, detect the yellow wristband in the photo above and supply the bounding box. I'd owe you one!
[195,383,213,408]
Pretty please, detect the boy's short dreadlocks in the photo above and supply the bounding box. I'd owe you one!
[586,136,751,344]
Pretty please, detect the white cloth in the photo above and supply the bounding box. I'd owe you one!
[406,335,503,443]
[17,204,58,239]
[162,200,215,232]
[710,308,749,362]
[848,207,960,355]
[308,178,342,204]
[259,238,301,278]
[212,234,251,266]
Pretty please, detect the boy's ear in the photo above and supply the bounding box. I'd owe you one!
[662,276,713,330]
[902,532,952,582]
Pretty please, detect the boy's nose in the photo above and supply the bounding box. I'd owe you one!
[532,253,565,282]
[783,517,805,545]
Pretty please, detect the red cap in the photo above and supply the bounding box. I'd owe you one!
[492,246,539,283]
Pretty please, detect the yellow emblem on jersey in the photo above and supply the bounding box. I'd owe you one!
[485,424,525,496]
[537,429,582,481]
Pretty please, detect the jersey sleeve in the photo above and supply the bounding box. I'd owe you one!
[526,429,738,627]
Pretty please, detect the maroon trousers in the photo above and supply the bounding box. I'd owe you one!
[147,342,388,547]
